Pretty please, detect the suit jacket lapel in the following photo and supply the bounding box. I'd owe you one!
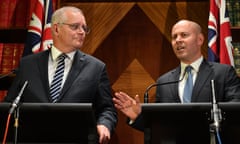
[59,50,85,99]
[170,66,181,102]
[37,50,51,101]
[192,60,213,101]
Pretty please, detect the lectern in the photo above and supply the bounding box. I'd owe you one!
[142,103,240,144]
[0,103,97,144]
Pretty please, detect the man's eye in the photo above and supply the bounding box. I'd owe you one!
[172,35,177,40]
[181,33,188,37]
[71,24,79,30]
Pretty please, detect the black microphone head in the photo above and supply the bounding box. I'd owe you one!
[12,68,19,74]
[144,92,148,103]
[0,69,18,79]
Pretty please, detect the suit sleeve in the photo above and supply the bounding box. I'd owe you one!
[127,113,144,131]
[4,62,24,102]
[93,65,118,134]
[223,66,240,101]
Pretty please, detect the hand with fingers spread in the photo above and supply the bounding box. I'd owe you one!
[113,91,142,121]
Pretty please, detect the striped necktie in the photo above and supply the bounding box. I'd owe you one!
[50,54,66,103]
[183,66,193,103]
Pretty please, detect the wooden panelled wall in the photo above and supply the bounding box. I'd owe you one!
[59,0,209,144]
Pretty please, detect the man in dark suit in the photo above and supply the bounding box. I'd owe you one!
[113,19,240,131]
[4,6,117,144]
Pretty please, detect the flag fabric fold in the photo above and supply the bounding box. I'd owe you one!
[23,0,53,56]
[208,0,234,66]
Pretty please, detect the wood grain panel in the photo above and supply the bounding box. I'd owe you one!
[138,1,209,53]
[60,2,135,54]
[138,2,178,42]
[58,1,210,144]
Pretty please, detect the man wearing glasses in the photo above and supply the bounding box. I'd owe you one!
[4,6,117,144]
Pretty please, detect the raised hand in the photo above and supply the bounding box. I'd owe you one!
[113,91,141,121]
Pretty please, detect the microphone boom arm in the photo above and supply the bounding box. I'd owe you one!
[144,71,187,103]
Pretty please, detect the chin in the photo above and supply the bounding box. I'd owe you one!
[75,43,83,48]
[177,55,188,61]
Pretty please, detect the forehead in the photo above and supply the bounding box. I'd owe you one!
[65,10,86,23]
[172,22,194,35]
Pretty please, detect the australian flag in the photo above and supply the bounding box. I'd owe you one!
[208,0,234,66]
[23,0,53,56]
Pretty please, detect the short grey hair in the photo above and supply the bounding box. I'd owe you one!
[51,6,84,24]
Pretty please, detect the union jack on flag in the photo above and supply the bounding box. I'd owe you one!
[208,0,234,66]
[23,0,53,56]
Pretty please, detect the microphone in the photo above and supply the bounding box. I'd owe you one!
[9,81,28,114]
[0,69,18,79]
[144,70,187,103]
[210,80,222,133]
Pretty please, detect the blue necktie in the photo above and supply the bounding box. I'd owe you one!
[49,54,66,103]
[183,66,193,103]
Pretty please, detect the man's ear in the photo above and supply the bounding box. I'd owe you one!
[52,23,59,35]
[198,33,204,45]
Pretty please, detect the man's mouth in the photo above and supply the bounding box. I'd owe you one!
[177,46,185,51]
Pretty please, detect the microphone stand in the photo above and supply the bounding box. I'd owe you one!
[144,82,179,103]
[14,107,20,144]
[144,71,187,103]
[9,81,28,114]
[209,80,222,144]
[9,81,28,144]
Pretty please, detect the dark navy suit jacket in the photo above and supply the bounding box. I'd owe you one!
[4,49,117,133]
[131,59,240,131]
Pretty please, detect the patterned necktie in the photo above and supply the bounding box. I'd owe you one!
[183,66,193,103]
[50,54,66,103]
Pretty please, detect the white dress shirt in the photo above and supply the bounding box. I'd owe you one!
[178,56,203,103]
[48,46,75,88]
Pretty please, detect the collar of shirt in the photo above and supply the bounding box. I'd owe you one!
[178,56,203,103]
[180,56,203,79]
[50,45,76,61]
[48,46,76,86]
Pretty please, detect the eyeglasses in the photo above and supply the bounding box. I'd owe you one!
[58,23,90,34]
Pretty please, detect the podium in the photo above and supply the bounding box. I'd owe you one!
[142,103,240,144]
[0,103,97,144]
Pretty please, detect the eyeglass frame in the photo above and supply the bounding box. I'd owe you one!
[57,22,90,34]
